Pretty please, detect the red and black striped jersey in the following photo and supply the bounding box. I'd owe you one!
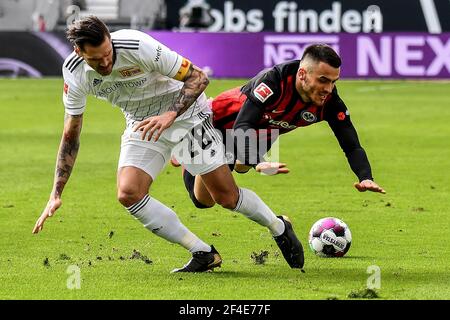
[212,60,349,134]
[212,60,373,182]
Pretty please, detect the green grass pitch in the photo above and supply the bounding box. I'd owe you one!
[0,78,449,300]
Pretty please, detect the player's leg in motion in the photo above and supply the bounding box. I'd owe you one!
[183,168,215,209]
[181,113,304,269]
[198,165,304,269]
[117,150,221,273]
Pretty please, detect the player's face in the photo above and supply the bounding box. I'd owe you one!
[296,62,340,106]
[77,37,114,76]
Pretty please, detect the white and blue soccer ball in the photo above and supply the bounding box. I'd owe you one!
[308,217,352,257]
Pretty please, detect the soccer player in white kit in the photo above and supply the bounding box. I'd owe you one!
[32,16,304,272]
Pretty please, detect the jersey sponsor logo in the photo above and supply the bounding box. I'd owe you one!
[96,78,147,97]
[271,108,285,114]
[301,111,317,122]
[268,119,297,130]
[118,66,143,78]
[254,82,274,103]
[63,82,69,95]
[154,45,162,62]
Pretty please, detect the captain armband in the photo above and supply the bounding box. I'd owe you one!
[173,58,192,81]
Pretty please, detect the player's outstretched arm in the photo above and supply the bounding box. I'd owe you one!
[32,114,83,234]
[233,98,267,169]
[134,63,209,142]
[326,101,385,194]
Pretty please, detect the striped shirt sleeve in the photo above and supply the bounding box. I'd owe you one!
[62,64,87,115]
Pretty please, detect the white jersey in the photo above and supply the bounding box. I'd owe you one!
[62,29,208,128]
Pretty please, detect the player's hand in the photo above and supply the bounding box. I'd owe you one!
[354,179,386,194]
[32,197,62,234]
[133,111,177,142]
[170,155,181,167]
[255,162,290,175]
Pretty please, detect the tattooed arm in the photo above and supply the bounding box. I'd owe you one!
[133,62,209,142]
[169,64,209,117]
[53,114,83,197]
[33,113,83,234]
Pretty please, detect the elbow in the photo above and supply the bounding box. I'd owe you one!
[186,67,209,92]
[200,70,209,89]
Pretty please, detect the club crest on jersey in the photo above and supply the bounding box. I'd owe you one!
[118,66,143,78]
[254,83,274,103]
[301,111,317,123]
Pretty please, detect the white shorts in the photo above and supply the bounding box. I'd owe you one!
[118,111,226,180]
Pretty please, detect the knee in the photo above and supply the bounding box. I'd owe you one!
[117,187,146,208]
[213,191,238,210]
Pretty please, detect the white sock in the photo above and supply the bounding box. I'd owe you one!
[233,188,285,236]
[126,195,211,253]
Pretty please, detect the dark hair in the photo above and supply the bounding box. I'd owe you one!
[66,16,110,51]
[300,44,341,68]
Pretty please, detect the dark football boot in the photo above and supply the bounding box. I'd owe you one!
[171,245,222,273]
[273,216,305,270]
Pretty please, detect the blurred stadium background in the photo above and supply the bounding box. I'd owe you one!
[0,0,449,79]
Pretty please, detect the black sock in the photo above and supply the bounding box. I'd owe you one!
[183,169,196,193]
[183,169,211,209]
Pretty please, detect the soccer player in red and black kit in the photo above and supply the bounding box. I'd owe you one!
[180,44,385,210]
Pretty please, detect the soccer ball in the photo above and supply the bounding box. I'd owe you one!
[308,217,352,257]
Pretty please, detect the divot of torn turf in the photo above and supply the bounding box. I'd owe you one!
[251,250,269,265]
